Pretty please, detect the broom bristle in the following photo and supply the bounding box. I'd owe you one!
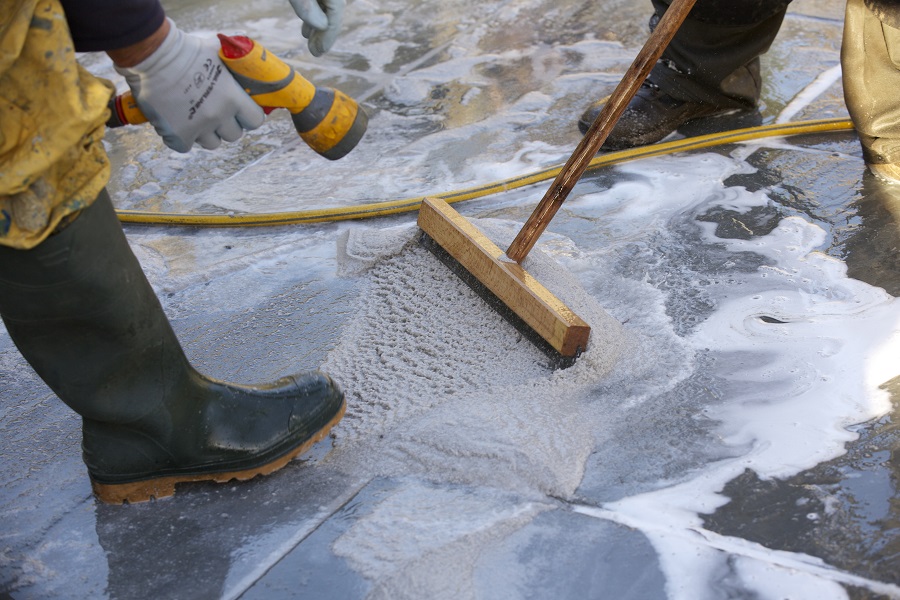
[416,197,590,369]
[418,231,580,369]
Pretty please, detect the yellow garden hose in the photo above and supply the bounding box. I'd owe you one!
[116,117,854,227]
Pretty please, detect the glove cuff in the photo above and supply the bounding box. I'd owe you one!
[114,19,187,79]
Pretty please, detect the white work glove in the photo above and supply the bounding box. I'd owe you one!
[115,19,265,153]
[287,0,345,56]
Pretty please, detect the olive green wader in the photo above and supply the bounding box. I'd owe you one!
[0,0,346,504]
[843,0,900,172]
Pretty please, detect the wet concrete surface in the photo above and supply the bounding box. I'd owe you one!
[705,379,900,600]
[3,0,900,598]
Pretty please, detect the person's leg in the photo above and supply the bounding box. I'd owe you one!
[843,172,900,295]
[579,0,790,149]
[2,0,345,504]
[0,190,345,503]
[842,0,900,182]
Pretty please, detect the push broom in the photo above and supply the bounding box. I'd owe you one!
[417,0,698,366]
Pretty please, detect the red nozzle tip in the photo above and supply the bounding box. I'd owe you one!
[217,34,254,59]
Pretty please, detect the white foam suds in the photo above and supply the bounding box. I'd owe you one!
[324,219,640,498]
[579,155,899,599]
[319,149,899,597]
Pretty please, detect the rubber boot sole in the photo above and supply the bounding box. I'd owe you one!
[90,398,346,504]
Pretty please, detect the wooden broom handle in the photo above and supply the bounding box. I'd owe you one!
[505,0,698,263]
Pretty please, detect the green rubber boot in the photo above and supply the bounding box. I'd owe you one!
[0,191,345,504]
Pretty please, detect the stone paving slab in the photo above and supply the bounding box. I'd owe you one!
[6,0,900,598]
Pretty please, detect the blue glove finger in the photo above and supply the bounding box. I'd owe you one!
[302,23,326,56]
[315,23,340,56]
[292,0,343,55]
[302,18,340,55]
[288,0,328,31]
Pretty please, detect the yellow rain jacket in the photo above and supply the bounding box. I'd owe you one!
[0,0,113,249]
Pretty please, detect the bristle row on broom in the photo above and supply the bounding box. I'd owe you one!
[417,197,590,369]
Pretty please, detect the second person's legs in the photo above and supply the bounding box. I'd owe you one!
[579,0,791,149]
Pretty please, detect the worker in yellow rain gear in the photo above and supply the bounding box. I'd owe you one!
[0,0,346,504]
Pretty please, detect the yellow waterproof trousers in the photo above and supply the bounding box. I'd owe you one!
[841,0,900,164]
[843,0,900,165]
[0,0,113,249]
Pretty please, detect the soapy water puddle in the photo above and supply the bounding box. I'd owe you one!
[16,124,894,598]
[300,144,900,597]
[4,139,897,598]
